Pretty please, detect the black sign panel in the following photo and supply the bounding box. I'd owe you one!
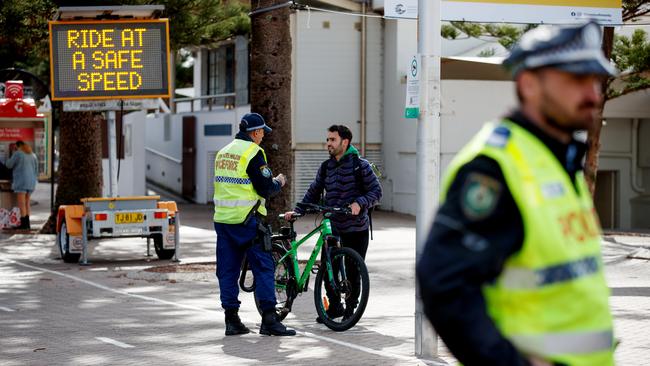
[49,20,171,100]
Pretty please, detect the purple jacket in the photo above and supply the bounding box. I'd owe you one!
[297,146,382,233]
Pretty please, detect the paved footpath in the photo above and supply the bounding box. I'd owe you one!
[0,183,649,365]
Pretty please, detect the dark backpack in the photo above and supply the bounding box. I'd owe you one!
[318,155,379,239]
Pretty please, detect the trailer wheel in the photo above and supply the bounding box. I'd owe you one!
[152,234,175,260]
[58,221,81,263]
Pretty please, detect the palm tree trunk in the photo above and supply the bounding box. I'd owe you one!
[40,111,102,233]
[585,26,615,195]
[250,0,293,228]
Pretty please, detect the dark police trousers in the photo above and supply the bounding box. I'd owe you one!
[214,217,276,311]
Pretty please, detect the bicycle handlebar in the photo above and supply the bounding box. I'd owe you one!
[295,202,353,215]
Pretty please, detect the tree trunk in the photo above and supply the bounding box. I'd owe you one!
[40,111,103,233]
[585,26,615,195]
[250,0,293,228]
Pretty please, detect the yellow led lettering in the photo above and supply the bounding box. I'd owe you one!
[72,52,85,70]
[67,30,80,48]
[121,29,134,47]
[131,50,143,68]
[105,51,118,69]
[129,72,142,90]
[117,50,129,68]
[103,72,116,90]
[78,73,90,91]
[134,28,146,46]
[116,72,129,90]
[90,73,102,90]
[102,29,114,47]
[88,30,102,48]
[91,51,104,70]
[80,30,89,48]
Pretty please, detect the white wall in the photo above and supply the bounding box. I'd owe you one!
[101,110,146,197]
[145,113,183,193]
[382,18,517,215]
[294,11,383,145]
[144,106,249,203]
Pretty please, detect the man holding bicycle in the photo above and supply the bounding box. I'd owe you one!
[285,124,382,322]
[214,112,295,337]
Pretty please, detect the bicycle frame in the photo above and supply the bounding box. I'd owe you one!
[277,217,335,292]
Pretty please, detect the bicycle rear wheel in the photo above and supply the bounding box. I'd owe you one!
[254,240,296,320]
[314,247,370,331]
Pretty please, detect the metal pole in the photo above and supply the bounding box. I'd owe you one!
[81,214,89,265]
[415,0,441,359]
[172,212,180,262]
[360,0,367,157]
[107,111,118,197]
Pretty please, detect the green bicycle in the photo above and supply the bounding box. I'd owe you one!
[239,202,370,331]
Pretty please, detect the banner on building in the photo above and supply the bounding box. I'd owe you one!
[385,0,622,24]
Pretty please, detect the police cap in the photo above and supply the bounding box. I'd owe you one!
[240,113,272,133]
[503,21,617,77]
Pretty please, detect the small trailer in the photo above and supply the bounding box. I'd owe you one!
[56,196,180,264]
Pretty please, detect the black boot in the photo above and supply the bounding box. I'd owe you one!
[18,216,29,230]
[25,216,30,230]
[224,308,250,336]
[260,310,296,336]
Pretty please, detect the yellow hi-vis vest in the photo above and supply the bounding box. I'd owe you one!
[441,120,614,366]
[213,139,267,224]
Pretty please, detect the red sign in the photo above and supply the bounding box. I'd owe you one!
[0,128,34,141]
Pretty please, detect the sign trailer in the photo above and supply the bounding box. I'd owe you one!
[49,9,179,265]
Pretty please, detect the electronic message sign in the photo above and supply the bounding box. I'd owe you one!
[49,19,171,101]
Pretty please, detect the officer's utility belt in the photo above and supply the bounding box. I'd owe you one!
[243,200,272,252]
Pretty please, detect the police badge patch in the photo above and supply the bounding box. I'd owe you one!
[260,165,272,178]
[461,173,502,220]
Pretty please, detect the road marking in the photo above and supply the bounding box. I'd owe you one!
[1,258,445,365]
[0,306,15,312]
[95,337,135,349]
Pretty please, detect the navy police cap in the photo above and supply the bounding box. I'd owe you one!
[241,113,272,133]
[503,21,617,77]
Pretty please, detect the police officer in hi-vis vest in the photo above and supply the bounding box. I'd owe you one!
[213,113,295,336]
[416,22,616,366]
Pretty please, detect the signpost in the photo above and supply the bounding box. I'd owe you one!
[405,55,420,119]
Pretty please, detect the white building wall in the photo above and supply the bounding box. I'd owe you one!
[293,11,382,145]
[101,110,146,197]
[144,106,249,203]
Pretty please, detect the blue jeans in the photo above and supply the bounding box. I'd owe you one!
[214,218,277,312]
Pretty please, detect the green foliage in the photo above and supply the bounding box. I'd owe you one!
[0,0,57,82]
[613,29,650,73]
[131,0,251,49]
[609,29,650,98]
[441,22,534,50]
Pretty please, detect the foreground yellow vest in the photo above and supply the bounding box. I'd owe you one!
[213,139,267,224]
[442,120,614,365]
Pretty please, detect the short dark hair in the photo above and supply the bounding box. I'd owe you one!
[328,125,352,144]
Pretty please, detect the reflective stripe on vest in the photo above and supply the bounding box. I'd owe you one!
[500,255,600,290]
[441,120,614,365]
[213,198,266,208]
[213,139,267,224]
[511,330,613,356]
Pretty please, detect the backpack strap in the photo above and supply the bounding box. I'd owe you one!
[353,155,374,240]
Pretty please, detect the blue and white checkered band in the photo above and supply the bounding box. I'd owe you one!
[215,176,252,184]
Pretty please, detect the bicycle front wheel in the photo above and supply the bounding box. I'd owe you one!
[314,247,370,331]
[254,240,296,320]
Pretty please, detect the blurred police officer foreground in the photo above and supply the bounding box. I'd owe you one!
[417,22,616,366]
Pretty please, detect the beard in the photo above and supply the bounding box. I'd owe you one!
[541,89,598,133]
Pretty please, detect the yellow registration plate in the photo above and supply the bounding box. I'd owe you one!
[115,212,145,224]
